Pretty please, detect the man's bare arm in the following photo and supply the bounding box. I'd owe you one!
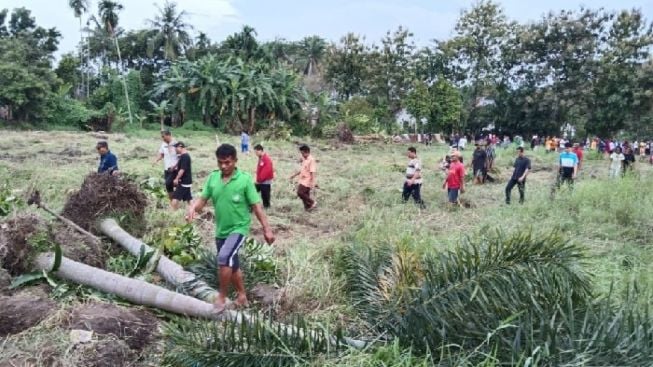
[252,203,275,244]
[186,197,208,221]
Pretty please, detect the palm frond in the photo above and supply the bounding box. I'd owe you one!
[340,230,595,357]
[162,313,343,367]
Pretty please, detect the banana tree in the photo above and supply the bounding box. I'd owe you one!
[149,99,170,130]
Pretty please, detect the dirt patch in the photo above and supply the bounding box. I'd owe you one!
[0,268,11,294]
[71,339,135,367]
[250,283,287,307]
[0,214,48,275]
[129,146,149,159]
[62,174,148,234]
[66,303,158,350]
[60,147,83,157]
[0,292,57,336]
[52,224,108,268]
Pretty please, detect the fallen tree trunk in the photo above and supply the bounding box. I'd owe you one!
[34,252,220,320]
[33,252,367,349]
[98,218,367,349]
[98,218,218,303]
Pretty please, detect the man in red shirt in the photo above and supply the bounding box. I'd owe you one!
[573,143,584,171]
[254,144,274,208]
[443,152,465,206]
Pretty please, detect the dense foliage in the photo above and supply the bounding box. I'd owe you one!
[1,1,652,136]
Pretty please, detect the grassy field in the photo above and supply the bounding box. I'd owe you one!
[1,128,653,365]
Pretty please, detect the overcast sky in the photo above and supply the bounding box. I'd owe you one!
[1,0,652,58]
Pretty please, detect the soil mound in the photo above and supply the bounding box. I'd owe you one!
[67,303,158,350]
[0,214,47,275]
[0,292,57,336]
[72,339,135,367]
[62,173,147,233]
[52,225,108,269]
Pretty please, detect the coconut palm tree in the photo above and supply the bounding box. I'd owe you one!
[298,36,327,76]
[68,0,89,98]
[98,0,133,124]
[147,0,193,61]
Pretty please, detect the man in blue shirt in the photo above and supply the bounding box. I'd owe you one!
[97,141,119,175]
[556,142,578,189]
[240,130,250,154]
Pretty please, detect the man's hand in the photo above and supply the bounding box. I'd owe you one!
[173,178,180,186]
[263,227,275,245]
[406,179,413,187]
[518,177,524,183]
[185,209,196,222]
[460,187,465,194]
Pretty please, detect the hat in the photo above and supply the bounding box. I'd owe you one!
[173,141,186,148]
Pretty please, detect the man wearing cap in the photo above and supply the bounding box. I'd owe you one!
[153,131,178,201]
[171,141,192,209]
[505,147,531,204]
[96,141,119,176]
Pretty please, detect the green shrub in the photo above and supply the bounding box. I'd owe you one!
[46,96,102,128]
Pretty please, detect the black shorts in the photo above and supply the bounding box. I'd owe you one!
[164,170,175,193]
[172,185,192,202]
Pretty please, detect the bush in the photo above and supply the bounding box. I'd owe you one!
[46,96,102,128]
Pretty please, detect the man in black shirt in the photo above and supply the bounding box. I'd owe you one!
[623,147,636,176]
[472,143,487,185]
[505,147,531,204]
[171,141,192,209]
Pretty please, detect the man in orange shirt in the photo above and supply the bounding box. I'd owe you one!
[290,145,317,211]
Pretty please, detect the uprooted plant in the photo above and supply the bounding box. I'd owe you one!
[337,230,653,365]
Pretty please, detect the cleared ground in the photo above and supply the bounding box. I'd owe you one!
[1,129,652,365]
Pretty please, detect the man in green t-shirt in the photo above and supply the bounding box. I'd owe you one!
[186,144,275,312]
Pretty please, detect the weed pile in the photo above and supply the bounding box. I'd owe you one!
[62,173,147,233]
[0,214,47,275]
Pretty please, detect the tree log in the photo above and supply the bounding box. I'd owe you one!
[99,218,218,302]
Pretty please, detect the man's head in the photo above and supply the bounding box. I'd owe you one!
[475,143,481,150]
[615,147,622,154]
[254,144,264,157]
[173,142,187,154]
[565,142,573,151]
[407,147,417,159]
[451,151,461,162]
[161,130,172,143]
[96,141,109,155]
[215,144,238,176]
[299,145,310,159]
[516,146,524,156]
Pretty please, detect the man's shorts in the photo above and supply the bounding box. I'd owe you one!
[216,234,246,270]
[448,188,460,203]
[172,185,192,202]
[241,144,249,153]
[474,168,485,178]
[164,170,175,193]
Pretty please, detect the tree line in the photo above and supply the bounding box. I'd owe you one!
[1,0,652,137]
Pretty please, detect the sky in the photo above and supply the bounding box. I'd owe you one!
[1,0,652,59]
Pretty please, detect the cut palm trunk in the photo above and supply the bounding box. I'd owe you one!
[35,252,222,320]
[99,218,367,349]
[98,218,218,302]
[34,252,365,349]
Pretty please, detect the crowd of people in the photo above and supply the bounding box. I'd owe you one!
[92,129,647,312]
